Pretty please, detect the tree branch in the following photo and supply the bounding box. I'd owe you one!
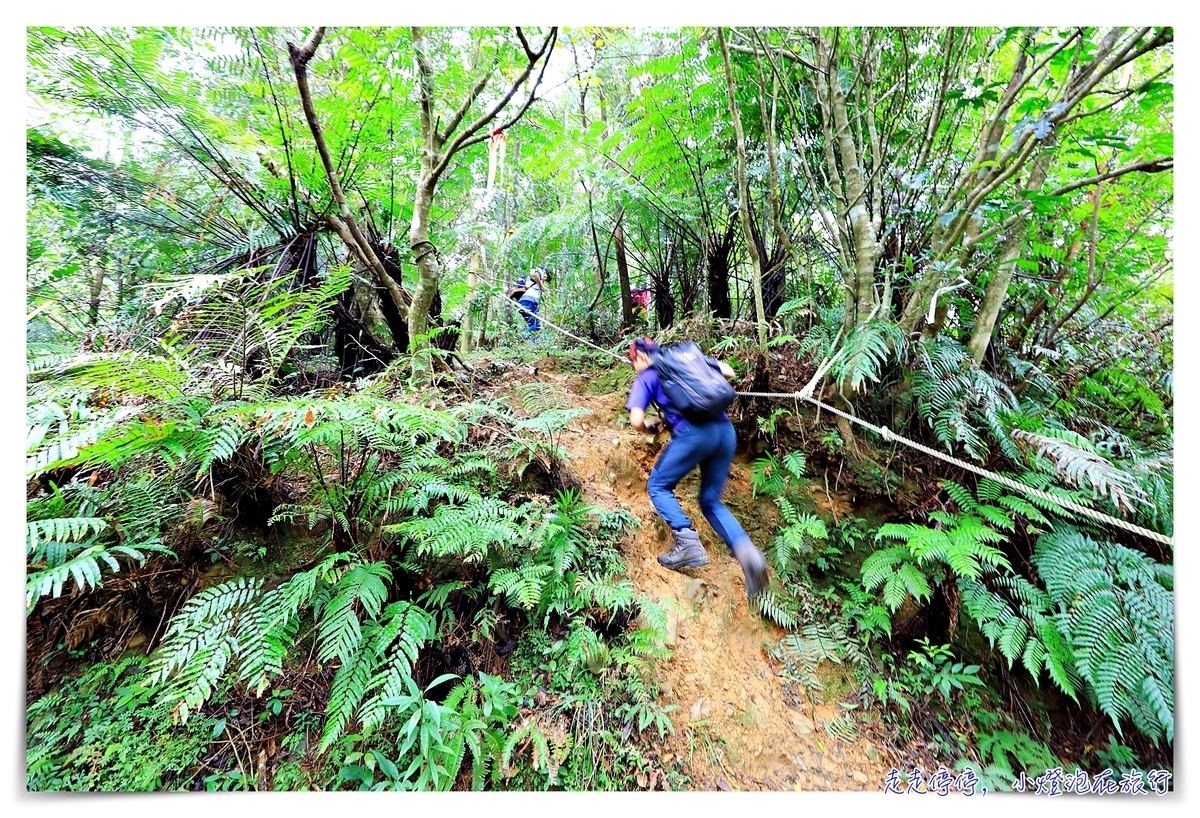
[287,27,406,319]
[432,27,558,181]
[1049,157,1173,197]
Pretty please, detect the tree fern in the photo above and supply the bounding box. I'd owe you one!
[152,264,352,397]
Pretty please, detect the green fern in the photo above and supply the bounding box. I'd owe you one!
[514,381,572,415]
[391,497,527,564]
[876,511,1012,580]
[322,600,437,751]
[756,587,801,629]
[831,320,907,394]
[317,562,392,666]
[768,621,859,704]
[26,481,175,610]
[910,338,1020,462]
[152,264,352,397]
[749,453,787,498]
[861,545,934,612]
[1034,527,1173,744]
[144,575,267,723]
[1013,428,1149,514]
[966,730,1060,793]
[956,574,1079,700]
[772,497,829,579]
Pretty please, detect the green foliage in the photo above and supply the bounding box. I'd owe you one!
[149,264,353,399]
[1013,427,1149,513]
[334,671,520,791]
[392,496,527,564]
[25,478,176,610]
[957,574,1080,699]
[749,450,827,581]
[768,620,863,705]
[1034,527,1173,744]
[872,639,985,726]
[27,657,215,790]
[488,489,609,625]
[251,393,467,545]
[875,511,1012,581]
[831,320,907,393]
[861,544,934,612]
[958,730,1060,793]
[838,581,893,643]
[903,639,985,700]
[24,21,1174,789]
[144,551,438,753]
[909,338,1020,462]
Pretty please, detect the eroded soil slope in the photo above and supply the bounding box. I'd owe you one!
[521,364,900,792]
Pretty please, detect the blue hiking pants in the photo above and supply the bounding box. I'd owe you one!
[646,419,750,552]
[518,298,540,336]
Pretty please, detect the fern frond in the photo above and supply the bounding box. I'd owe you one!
[26,517,108,555]
[317,562,392,665]
[832,320,906,393]
[1034,527,1172,742]
[1014,429,1149,513]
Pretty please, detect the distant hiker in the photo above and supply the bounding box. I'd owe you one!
[625,337,769,598]
[631,286,651,325]
[512,267,550,340]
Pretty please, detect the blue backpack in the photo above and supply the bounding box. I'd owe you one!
[651,341,737,423]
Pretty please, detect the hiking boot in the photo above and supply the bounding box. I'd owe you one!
[732,541,769,598]
[657,527,709,570]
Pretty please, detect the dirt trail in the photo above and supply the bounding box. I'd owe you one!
[529,367,898,792]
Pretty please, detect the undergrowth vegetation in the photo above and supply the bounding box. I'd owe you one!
[26,23,1172,793]
[744,317,1173,787]
[25,271,679,791]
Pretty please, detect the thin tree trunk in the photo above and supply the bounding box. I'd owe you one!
[718,27,768,348]
[459,250,479,355]
[615,219,634,331]
[287,28,408,325]
[966,150,1053,364]
[406,25,556,377]
[88,258,105,327]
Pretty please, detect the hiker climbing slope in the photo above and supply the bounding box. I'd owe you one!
[624,337,769,598]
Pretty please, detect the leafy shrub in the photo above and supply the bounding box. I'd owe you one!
[27,657,214,791]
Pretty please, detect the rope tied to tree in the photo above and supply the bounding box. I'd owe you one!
[467,276,1172,547]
